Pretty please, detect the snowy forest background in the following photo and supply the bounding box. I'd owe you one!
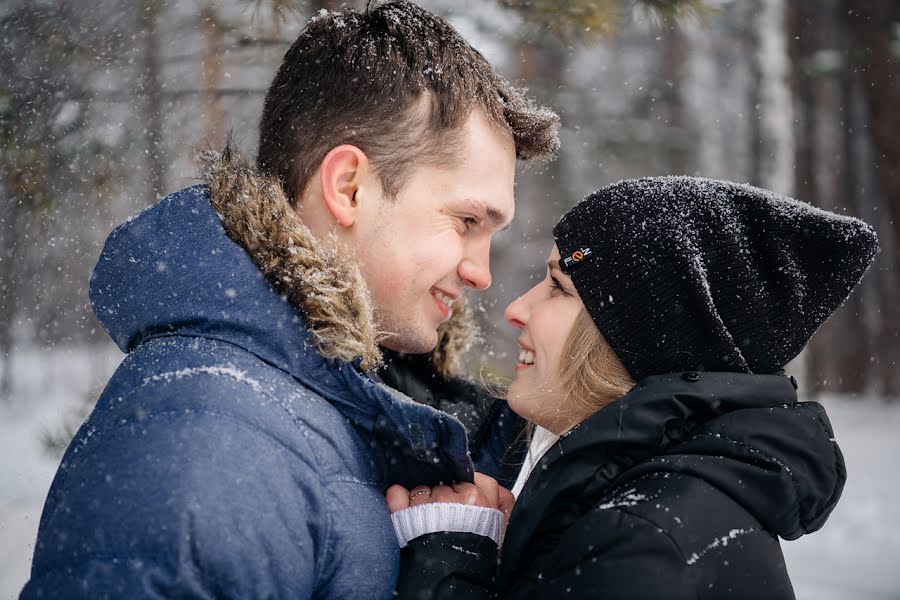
[2,0,899,598]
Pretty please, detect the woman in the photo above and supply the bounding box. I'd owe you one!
[386,176,878,599]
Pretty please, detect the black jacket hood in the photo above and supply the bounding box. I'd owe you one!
[508,371,845,564]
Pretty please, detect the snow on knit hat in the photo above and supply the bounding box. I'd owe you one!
[552,176,879,381]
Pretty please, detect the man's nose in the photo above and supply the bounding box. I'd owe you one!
[458,243,491,290]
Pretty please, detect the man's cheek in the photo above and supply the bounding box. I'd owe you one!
[417,237,463,278]
[377,267,413,296]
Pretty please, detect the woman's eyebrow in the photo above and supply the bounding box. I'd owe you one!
[546,260,569,281]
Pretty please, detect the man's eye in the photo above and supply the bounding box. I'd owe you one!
[460,216,478,230]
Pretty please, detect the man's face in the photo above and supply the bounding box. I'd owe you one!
[354,110,516,353]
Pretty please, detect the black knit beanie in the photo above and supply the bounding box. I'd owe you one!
[553,176,879,381]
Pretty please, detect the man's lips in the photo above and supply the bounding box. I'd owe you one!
[430,289,455,320]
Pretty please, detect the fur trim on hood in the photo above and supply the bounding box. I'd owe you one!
[200,147,479,377]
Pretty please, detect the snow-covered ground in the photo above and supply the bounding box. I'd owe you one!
[1,346,899,599]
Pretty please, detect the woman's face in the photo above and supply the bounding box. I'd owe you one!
[504,244,587,434]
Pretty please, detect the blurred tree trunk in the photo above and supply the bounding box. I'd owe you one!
[787,1,815,228]
[844,0,900,270]
[790,1,832,395]
[844,0,900,398]
[792,0,894,397]
[660,22,691,175]
[809,0,868,394]
[750,0,793,194]
[515,36,567,236]
[683,18,725,179]
[836,58,874,393]
[201,4,226,147]
[0,192,24,402]
[139,0,166,204]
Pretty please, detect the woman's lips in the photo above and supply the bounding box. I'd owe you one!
[516,344,535,371]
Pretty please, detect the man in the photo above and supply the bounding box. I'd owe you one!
[22,2,558,598]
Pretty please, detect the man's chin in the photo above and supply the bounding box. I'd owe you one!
[379,327,439,355]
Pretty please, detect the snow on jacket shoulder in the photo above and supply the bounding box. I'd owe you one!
[23,153,514,599]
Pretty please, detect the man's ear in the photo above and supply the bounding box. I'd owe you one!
[319,145,369,228]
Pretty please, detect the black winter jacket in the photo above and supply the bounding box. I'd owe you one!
[395,372,845,599]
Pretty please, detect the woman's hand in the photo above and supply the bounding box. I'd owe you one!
[386,473,516,524]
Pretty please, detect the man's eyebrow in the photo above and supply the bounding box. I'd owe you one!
[458,198,514,231]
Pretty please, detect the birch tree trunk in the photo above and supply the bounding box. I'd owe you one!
[751,0,794,194]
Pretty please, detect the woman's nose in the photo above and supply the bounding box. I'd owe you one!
[505,295,527,329]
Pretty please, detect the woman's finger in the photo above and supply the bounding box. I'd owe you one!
[498,486,516,525]
[408,485,434,507]
[430,484,461,504]
[473,472,500,509]
[386,484,411,513]
[449,482,489,507]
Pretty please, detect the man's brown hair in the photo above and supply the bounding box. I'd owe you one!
[257,0,560,204]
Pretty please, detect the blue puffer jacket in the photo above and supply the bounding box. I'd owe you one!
[23,162,518,599]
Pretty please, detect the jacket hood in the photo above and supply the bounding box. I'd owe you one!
[512,372,845,553]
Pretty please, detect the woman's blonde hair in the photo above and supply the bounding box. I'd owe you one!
[557,308,635,417]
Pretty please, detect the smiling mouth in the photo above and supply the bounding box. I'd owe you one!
[433,290,455,309]
[517,348,535,366]
[430,289,456,321]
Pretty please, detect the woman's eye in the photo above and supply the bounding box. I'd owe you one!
[550,276,566,294]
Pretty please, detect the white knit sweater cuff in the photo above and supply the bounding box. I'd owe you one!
[390,503,504,548]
